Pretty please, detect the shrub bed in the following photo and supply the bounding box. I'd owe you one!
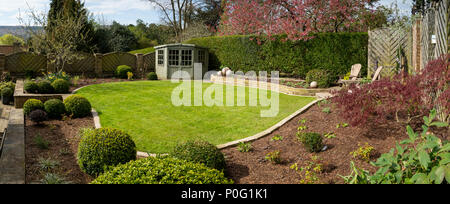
[91,157,233,184]
[77,128,137,177]
[185,33,368,80]
[171,140,226,170]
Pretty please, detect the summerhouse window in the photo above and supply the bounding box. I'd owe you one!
[169,50,179,66]
[198,50,205,64]
[158,50,164,65]
[181,50,192,66]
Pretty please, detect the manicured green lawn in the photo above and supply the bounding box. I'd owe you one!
[76,81,315,153]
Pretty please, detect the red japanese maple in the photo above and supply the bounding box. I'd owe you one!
[332,54,450,126]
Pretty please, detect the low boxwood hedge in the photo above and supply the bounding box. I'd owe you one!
[23,99,44,115]
[64,95,92,118]
[91,157,233,184]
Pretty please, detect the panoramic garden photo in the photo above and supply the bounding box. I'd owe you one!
[0,0,449,187]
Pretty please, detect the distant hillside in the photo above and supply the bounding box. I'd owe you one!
[0,26,42,38]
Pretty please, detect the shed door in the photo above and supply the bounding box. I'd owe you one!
[168,49,193,79]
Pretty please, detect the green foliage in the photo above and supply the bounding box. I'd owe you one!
[265,151,282,164]
[237,142,252,152]
[44,99,66,119]
[290,155,323,184]
[43,71,71,83]
[171,140,226,170]
[306,69,331,88]
[342,110,450,184]
[297,132,324,153]
[350,143,375,162]
[322,107,331,114]
[116,65,133,79]
[129,47,155,54]
[324,132,336,139]
[23,99,44,115]
[185,33,368,79]
[33,134,49,149]
[63,95,91,118]
[77,128,137,177]
[41,173,69,184]
[37,80,54,94]
[51,79,70,94]
[271,134,284,141]
[147,72,158,80]
[0,34,24,45]
[1,87,13,97]
[91,157,233,184]
[24,81,39,93]
[38,157,59,172]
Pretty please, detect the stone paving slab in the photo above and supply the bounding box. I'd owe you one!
[0,108,25,184]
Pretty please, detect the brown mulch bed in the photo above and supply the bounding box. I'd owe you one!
[69,78,145,92]
[25,116,95,184]
[221,102,449,184]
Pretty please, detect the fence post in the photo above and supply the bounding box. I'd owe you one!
[0,53,5,72]
[412,16,422,73]
[95,53,103,77]
[136,53,144,79]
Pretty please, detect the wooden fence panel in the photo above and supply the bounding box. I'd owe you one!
[62,53,96,76]
[368,27,412,77]
[5,52,47,76]
[143,52,155,73]
[102,52,137,76]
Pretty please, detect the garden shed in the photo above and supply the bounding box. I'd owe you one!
[154,44,209,80]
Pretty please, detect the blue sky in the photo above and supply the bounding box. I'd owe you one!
[0,0,413,26]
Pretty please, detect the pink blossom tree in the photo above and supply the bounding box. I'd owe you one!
[219,0,379,40]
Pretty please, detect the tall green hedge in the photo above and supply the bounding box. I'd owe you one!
[185,33,368,80]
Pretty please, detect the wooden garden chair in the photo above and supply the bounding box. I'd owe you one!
[338,64,362,86]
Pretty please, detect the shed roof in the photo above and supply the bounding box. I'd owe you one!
[154,43,207,50]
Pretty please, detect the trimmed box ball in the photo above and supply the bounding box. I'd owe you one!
[24,81,39,93]
[64,95,92,118]
[116,65,133,79]
[38,80,55,94]
[23,99,44,115]
[44,99,66,119]
[171,140,226,170]
[51,79,70,94]
[77,128,137,177]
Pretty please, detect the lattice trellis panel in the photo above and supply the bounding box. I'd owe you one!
[421,0,448,69]
[62,53,95,75]
[143,52,155,73]
[368,27,412,77]
[5,52,47,75]
[102,52,137,75]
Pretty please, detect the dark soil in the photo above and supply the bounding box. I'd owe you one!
[25,116,95,184]
[221,102,449,184]
[70,78,145,92]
